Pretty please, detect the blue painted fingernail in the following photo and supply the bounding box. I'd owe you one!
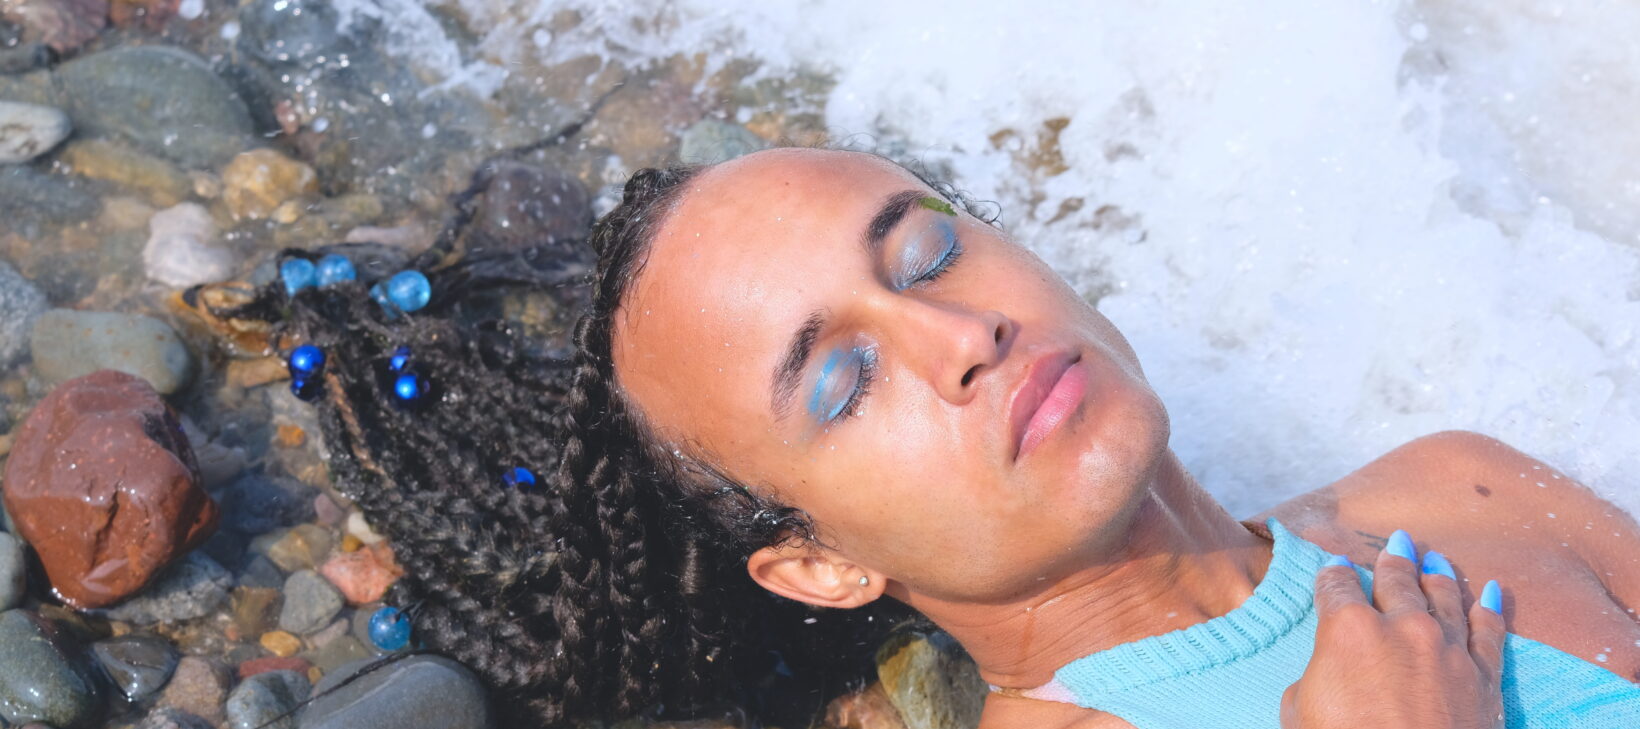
[1420,551,1457,579]
[1385,529,1417,563]
[1481,580,1503,614]
[1324,555,1352,568]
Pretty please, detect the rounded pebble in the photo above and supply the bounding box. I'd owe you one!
[281,259,317,296]
[225,669,310,729]
[367,607,411,651]
[0,533,24,611]
[278,570,343,635]
[315,254,356,286]
[259,631,301,658]
[384,270,431,312]
[92,634,180,701]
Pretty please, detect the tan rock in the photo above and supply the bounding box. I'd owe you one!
[825,682,908,729]
[264,524,333,573]
[232,586,282,638]
[60,139,191,207]
[259,630,301,658]
[226,356,288,389]
[221,149,317,221]
[875,631,987,729]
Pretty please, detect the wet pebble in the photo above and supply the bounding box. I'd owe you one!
[236,555,286,591]
[156,656,230,724]
[302,634,372,674]
[0,100,70,163]
[220,475,316,534]
[874,631,986,729]
[0,166,100,238]
[1,0,106,53]
[298,655,492,729]
[0,532,24,611]
[230,586,282,638]
[278,570,342,635]
[55,46,256,168]
[0,43,54,75]
[239,655,311,680]
[318,542,400,606]
[60,139,192,207]
[0,610,104,729]
[679,119,768,165]
[135,707,216,729]
[259,524,334,573]
[0,261,47,371]
[225,669,310,729]
[469,160,592,253]
[221,149,318,221]
[144,202,239,288]
[93,552,232,626]
[91,634,179,701]
[237,0,349,67]
[29,310,196,394]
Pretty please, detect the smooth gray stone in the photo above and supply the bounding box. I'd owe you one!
[55,46,256,169]
[0,261,48,370]
[237,0,351,68]
[29,309,196,395]
[92,635,179,701]
[0,100,70,164]
[136,707,215,729]
[298,656,492,729]
[92,553,231,626]
[277,570,341,636]
[679,119,768,165]
[0,610,104,729]
[0,532,25,611]
[225,669,310,729]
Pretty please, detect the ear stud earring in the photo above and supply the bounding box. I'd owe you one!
[858,576,869,587]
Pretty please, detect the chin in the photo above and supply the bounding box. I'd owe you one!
[1050,364,1172,521]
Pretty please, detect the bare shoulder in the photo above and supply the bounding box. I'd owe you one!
[979,693,1132,729]
[1259,429,1640,604]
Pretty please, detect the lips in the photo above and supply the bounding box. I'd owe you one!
[1008,352,1086,460]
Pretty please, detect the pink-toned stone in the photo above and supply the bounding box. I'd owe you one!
[319,541,402,605]
[157,656,230,723]
[1,370,219,608]
[1,0,108,53]
[313,492,346,526]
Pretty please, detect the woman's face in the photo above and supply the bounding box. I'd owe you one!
[612,148,1171,605]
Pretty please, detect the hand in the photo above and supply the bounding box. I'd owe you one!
[1281,531,1506,729]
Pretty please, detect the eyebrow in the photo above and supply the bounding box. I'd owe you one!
[769,189,926,419]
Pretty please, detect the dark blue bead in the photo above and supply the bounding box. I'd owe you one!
[315,254,357,287]
[280,259,316,296]
[385,270,431,313]
[388,346,411,373]
[368,607,412,651]
[503,467,536,489]
[287,344,325,377]
[290,376,319,401]
[392,372,424,402]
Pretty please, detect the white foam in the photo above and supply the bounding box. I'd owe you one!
[409,1,1640,517]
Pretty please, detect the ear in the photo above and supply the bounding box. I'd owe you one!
[746,541,884,609]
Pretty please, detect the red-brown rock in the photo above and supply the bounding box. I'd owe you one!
[1,370,218,609]
[0,0,108,53]
[238,656,312,679]
[319,541,402,605]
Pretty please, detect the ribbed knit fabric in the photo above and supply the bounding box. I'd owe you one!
[1031,519,1640,728]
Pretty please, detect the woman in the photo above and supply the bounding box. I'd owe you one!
[253,147,1640,728]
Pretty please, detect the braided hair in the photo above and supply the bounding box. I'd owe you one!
[218,151,998,726]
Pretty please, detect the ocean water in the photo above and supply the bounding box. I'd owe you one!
[364,0,1639,517]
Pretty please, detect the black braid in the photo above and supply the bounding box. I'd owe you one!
[216,150,989,726]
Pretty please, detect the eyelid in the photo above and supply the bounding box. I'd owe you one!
[890,217,959,290]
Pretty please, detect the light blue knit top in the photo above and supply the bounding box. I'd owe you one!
[1014,520,1640,728]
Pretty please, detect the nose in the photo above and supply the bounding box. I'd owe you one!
[880,298,1015,404]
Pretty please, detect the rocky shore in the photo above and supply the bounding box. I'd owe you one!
[0,1,977,727]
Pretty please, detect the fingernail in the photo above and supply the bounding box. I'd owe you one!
[1481,580,1503,614]
[1385,529,1417,563]
[1420,551,1457,579]
[1324,554,1352,568]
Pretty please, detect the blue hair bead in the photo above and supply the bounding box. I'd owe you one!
[503,467,536,489]
[315,254,357,287]
[385,270,431,313]
[290,375,319,401]
[367,606,412,651]
[287,344,325,378]
[388,345,411,373]
[392,372,425,402]
[280,259,317,296]
[369,282,398,318]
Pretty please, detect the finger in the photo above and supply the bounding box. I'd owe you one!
[1467,580,1507,689]
[1418,550,1467,644]
[1313,554,1371,615]
[1372,529,1428,614]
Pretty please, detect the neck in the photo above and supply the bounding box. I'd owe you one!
[915,451,1273,689]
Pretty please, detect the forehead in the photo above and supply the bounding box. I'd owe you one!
[611,149,929,448]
